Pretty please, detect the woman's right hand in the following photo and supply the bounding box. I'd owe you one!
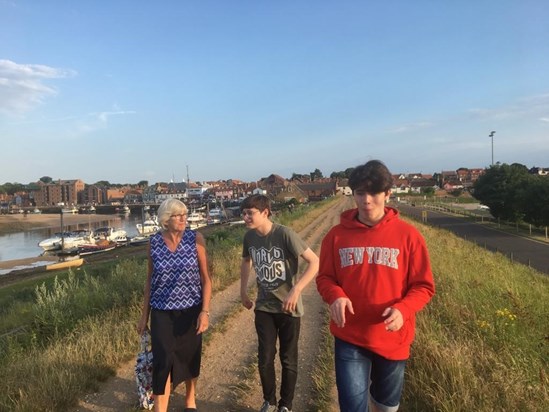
[137,316,148,336]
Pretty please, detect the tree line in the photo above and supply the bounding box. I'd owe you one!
[473,163,549,227]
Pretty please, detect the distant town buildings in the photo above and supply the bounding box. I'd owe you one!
[0,165,547,212]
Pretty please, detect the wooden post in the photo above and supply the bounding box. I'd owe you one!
[60,210,65,250]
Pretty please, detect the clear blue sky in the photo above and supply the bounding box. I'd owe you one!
[1,0,548,185]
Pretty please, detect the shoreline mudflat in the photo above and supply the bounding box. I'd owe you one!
[0,213,122,235]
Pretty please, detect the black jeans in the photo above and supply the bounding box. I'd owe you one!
[255,310,301,410]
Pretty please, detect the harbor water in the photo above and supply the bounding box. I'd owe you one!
[0,214,142,263]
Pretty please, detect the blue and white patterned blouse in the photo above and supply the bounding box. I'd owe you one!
[149,229,202,310]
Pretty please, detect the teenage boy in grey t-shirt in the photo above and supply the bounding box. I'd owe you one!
[240,195,319,412]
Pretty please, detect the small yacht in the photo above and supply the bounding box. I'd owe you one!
[208,207,225,225]
[187,211,207,229]
[117,205,131,215]
[38,230,92,251]
[136,216,160,235]
[93,227,128,244]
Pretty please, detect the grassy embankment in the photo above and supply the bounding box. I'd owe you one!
[311,217,549,412]
[3,197,546,411]
[0,198,337,412]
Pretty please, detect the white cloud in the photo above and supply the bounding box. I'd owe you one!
[96,110,136,123]
[540,117,549,123]
[61,109,137,139]
[467,93,549,121]
[0,59,76,115]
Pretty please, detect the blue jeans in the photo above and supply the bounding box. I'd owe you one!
[335,337,406,412]
[255,310,301,410]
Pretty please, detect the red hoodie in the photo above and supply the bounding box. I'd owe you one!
[316,206,435,360]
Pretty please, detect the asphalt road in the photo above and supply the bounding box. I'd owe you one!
[396,203,549,275]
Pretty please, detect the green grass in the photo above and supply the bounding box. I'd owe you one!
[402,223,548,411]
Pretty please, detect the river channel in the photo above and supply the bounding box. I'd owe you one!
[0,214,142,263]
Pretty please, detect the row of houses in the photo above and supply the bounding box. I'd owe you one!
[3,166,546,210]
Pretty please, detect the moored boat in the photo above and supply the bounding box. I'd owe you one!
[78,240,117,256]
[117,205,131,215]
[207,207,226,225]
[93,227,128,244]
[46,257,84,271]
[136,216,160,235]
[187,211,207,229]
[61,206,79,214]
[38,230,92,251]
[129,235,151,246]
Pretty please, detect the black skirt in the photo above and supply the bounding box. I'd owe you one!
[150,305,202,394]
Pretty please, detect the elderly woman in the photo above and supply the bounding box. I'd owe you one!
[137,198,212,412]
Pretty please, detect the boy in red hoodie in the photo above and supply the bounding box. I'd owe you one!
[316,160,435,412]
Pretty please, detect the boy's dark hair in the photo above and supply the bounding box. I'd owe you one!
[348,160,393,193]
[240,194,272,216]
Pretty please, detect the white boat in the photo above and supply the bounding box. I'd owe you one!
[61,206,78,214]
[207,207,225,225]
[38,230,92,251]
[93,227,128,244]
[129,235,151,246]
[136,216,160,235]
[79,205,96,214]
[187,211,207,229]
[117,205,131,215]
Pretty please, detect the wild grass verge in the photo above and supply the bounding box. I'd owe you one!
[310,312,336,411]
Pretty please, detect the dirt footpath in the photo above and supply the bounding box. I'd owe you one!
[71,197,354,412]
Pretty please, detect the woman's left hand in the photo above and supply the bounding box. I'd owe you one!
[196,310,209,334]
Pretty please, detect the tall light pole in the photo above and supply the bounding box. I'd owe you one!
[489,131,496,165]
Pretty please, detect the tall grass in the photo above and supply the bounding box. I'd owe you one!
[1,306,140,412]
[205,225,247,292]
[402,223,548,411]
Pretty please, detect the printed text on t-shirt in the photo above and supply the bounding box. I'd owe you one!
[339,247,400,269]
[249,246,286,286]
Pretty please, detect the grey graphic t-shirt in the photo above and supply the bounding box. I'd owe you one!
[242,223,308,317]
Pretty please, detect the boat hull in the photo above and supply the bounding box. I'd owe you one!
[46,258,84,271]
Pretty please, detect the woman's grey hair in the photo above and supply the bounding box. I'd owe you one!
[157,198,188,230]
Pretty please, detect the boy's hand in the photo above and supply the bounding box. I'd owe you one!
[282,287,300,313]
[329,297,354,328]
[241,294,253,310]
[382,307,403,331]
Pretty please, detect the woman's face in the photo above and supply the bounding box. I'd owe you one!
[166,209,187,231]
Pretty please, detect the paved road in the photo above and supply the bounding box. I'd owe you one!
[396,203,549,275]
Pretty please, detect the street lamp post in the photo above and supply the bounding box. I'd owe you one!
[489,131,496,165]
